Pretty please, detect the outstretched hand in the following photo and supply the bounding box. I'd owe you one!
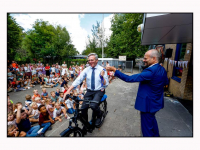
[100,70,105,77]
[106,66,116,72]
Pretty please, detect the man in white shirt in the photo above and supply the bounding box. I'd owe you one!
[64,53,109,127]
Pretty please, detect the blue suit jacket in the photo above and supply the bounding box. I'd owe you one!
[115,64,169,113]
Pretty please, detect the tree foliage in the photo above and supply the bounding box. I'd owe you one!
[107,13,149,59]
[7,14,24,61]
[22,19,78,63]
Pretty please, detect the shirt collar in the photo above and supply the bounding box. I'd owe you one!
[90,64,98,69]
[148,63,158,68]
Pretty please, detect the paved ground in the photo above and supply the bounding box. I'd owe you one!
[8,68,193,137]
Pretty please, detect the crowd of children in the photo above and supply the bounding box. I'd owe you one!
[7,60,116,137]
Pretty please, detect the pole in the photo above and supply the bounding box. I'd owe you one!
[102,14,104,62]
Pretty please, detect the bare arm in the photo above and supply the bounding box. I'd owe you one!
[63,85,74,100]
[16,105,22,124]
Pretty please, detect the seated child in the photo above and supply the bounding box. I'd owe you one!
[41,88,48,100]
[7,124,26,137]
[8,98,14,114]
[58,92,65,106]
[31,74,39,85]
[35,97,45,107]
[53,102,70,121]
[32,89,41,101]
[25,94,32,110]
[64,93,76,114]
[55,88,60,97]
[50,91,59,105]
[60,77,69,92]
[8,112,16,126]
[16,104,40,137]
[45,98,54,119]
[28,102,39,123]
[63,85,68,94]
[38,104,55,137]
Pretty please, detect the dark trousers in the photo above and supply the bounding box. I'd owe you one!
[141,112,159,137]
[81,89,105,124]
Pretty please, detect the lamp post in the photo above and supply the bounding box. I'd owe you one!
[102,14,104,62]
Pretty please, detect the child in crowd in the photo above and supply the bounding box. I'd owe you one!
[7,124,26,137]
[35,97,45,107]
[28,102,39,123]
[55,88,60,97]
[41,88,48,100]
[25,94,32,110]
[38,104,55,137]
[63,85,68,94]
[80,80,87,94]
[40,76,46,87]
[8,99,14,114]
[60,77,69,92]
[7,112,16,126]
[64,93,76,114]
[32,89,41,101]
[58,92,65,106]
[16,104,40,137]
[50,91,59,104]
[31,74,39,85]
[53,103,70,121]
[45,98,54,119]
[8,80,13,92]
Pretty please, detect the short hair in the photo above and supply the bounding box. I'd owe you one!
[55,102,60,106]
[88,53,98,60]
[42,88,46,91]
[38,104,45,111]
[149,49,161,62]
[59,92,64,95]
[33,89,38,93]
[50,91,55,95]
[35,97,41,101]
[25,94,31,100]
[30,102,37,107]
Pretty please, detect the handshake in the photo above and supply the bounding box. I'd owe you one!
[105,66,117,72]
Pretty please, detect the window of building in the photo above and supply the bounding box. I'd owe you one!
[171,43,187,82]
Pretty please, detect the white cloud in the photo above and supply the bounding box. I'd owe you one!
[12,14,88,54]
[11,13,113,54]
[85,14,114,48]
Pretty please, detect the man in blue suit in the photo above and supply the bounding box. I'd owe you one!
[106,49,168,137]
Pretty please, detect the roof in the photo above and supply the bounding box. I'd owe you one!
[141,13,193,45]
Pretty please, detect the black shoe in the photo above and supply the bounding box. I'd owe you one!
[95,118,101,126]
[48,127,52,130]
[82,127,87,135]
[36,133,45,137]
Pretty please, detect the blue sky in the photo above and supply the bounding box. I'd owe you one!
[11,13,114,54]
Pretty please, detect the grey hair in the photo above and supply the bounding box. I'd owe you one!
[87,53,98,60]
[149,49,161,62]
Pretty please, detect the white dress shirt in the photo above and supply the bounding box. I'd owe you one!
[72,64,109,91]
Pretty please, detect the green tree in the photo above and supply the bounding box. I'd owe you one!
[22,19,78,63]
[107,13,149,64]
[7,14,24,61]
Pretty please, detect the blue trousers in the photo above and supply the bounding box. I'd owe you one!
[40,122,51,134]
[141,112,159,137]
[67,108,75,114]
[26,125,40,137]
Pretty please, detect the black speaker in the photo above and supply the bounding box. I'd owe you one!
[165,48,173,58]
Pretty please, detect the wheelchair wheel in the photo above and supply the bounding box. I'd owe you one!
[96,99,107,128]
[62,128,83,137]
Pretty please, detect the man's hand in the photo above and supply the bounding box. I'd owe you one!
[106,66,117,72]
[17,104,23,110]
[100,70,105,77]
[50,119,55,124]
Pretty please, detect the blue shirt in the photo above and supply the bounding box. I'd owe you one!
[72,64,109,91]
